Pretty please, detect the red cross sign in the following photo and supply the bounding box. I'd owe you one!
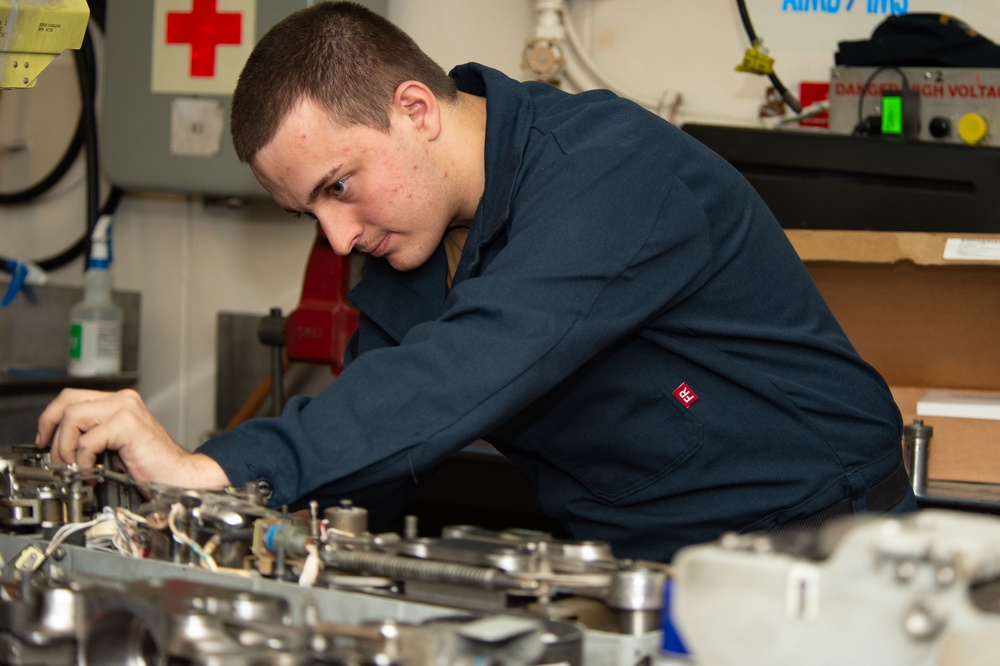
[166,0,242,78]
[152,0,256,95]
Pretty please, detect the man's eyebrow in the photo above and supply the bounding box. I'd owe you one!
[307,165,343,206]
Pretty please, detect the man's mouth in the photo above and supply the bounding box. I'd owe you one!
[368,233,391,258]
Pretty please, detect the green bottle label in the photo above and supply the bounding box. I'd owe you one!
[69,323,83,360]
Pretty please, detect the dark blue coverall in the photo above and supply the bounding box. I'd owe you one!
[200,63,914,562]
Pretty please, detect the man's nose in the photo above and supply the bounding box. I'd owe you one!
[317,210,363,256]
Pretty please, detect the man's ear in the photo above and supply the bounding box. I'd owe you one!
[393,81,442,140]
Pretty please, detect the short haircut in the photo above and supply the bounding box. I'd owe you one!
[230,1,458,164]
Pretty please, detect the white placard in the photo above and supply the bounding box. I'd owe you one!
[943,238,1000,261]
[917,390,1000,421]
[170,97,224,156]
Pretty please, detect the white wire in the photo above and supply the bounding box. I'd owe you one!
[37,510,132,561]
[167,503,218,572]
[84,506,148,557]
[299,542,322,588]
[46,516,105,557]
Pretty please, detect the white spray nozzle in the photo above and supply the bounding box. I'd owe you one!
[88,215,114,268]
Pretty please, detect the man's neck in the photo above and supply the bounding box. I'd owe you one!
[441,92,488,224]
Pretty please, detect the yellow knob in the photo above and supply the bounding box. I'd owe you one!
[958,113,989,145]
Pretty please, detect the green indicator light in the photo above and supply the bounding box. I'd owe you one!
[882,94,903,135]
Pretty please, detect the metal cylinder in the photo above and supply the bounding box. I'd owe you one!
[324,500,368,537]
[606,567,667,636]
[257,307,286,416]
[538,619,584,666]
[266,522,310,559]
[903,419,933,496]
[606,567,666,611]
[39,497,65,527]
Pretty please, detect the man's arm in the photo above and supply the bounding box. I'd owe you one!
[36,388,231,489]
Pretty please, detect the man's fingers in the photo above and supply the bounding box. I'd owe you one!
[33,389,214,489]
[36,388,112,450]
[45,389,142,467]
[48,424,74,464]
[73,428,106,470]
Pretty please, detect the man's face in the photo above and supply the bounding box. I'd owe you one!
[250,97,457,272]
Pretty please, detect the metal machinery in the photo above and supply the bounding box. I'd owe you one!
[671,509,1000,666]
[0,445,666,665]
[5,452,1000,666]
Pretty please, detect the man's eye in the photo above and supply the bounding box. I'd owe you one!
[329,179,348,196]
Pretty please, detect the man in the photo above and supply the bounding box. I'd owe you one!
[37,2,915,562]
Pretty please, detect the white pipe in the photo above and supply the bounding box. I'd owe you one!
[531,0,678,116]
[533,0,565,40]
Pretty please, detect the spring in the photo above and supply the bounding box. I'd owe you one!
[322,550,533,591]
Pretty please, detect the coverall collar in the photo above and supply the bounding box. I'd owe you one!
[348,64,534,342]
[448,62,534,285]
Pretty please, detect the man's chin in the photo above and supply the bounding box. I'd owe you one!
[386,257,414,271]
[386,253,425,272]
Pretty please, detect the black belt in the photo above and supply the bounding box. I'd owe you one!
[771,461,912,535]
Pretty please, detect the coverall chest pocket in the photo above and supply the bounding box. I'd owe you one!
[505,339,704,504]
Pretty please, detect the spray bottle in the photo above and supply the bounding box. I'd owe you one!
[68,215,123,377]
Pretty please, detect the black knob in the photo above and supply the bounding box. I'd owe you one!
[928,117,950,138]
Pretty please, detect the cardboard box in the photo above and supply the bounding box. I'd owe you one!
[787,230,1000,484]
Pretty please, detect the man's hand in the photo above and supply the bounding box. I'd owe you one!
[36,388,230,489]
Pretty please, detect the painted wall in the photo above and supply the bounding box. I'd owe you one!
[2,0,998,449]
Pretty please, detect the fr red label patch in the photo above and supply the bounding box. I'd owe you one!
[672,382,699,408]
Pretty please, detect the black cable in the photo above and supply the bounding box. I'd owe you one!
[735,0,803,114]
[76,25,101,267]
[0,120,85,204]
[0,22,95,204]
[87,0,107,33]
[1,22,120,276]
